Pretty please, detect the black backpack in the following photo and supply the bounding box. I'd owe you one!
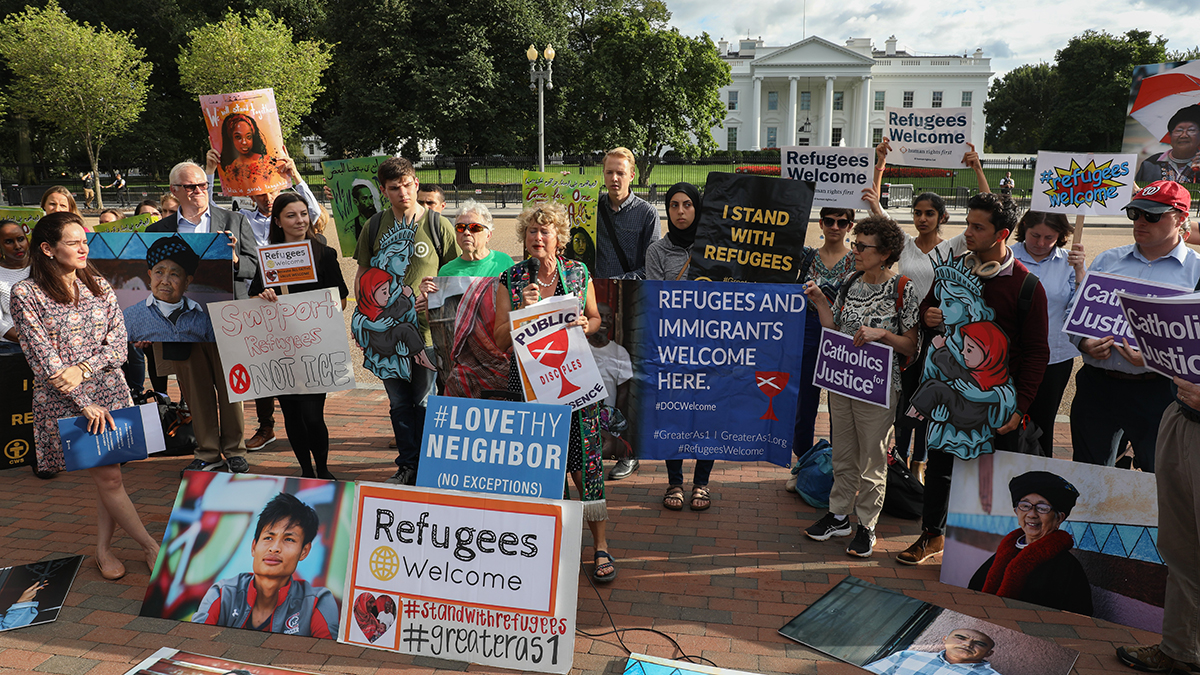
[882,447,923,520]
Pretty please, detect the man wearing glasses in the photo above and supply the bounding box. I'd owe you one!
[147,161,258,475]
[1135,105,1200,184]
[416,184,447,214]
[1070,181,1200,473]
[864,629,1000,675]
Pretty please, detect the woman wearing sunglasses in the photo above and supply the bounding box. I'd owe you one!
[416,200,515,298]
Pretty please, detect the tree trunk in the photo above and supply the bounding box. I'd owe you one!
[453,157,473,186]
[86,141,103,211]
[15,116,34,185]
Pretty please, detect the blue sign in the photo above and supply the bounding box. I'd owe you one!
[416,395,571,499]
[628,280,807,466]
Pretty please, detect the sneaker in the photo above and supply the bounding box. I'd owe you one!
[805,513,853,541]
[896,531,944,565]
[1117,644,1200,673]
[181,458,226,477]
[847,525,876,558]
[246,427,276,451]
[226,456,250,474]
[386,466,417,486]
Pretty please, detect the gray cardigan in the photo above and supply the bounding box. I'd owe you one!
[644,237,691,281]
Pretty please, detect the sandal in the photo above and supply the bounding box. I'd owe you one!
[593,550,617,583]
[663,486,684,511]
[690,485,712,511]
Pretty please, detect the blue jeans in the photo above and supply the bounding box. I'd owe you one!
[383,347,437,469]
[666,459,714,486]
[0,341,22,354]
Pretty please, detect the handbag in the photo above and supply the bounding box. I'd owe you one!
[135,390,197,457]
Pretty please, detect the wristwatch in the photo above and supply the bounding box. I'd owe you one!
[79,363,93,380]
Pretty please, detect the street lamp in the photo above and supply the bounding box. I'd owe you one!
[527,44,555,173]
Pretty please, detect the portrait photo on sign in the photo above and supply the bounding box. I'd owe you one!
[140,472,353,640]
[779,576,1078,675]
[321,156,388,256]
[123,647,323,675]
[201,88,290,197]
[942,452,1164,632]
[1123,59,1200,184]
[0,556,83,632]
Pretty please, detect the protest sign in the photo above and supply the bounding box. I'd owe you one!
[0,207,42,230]
[1119,291,1200,383]
[257,240,317,287]
[58,403,165,471]
[92,212,156,233]
[1064,271,1191,344]
[688,172,813,283]
[782,146,874,209]
[509,296,607,411]
[885,106,973,169]
[141,473,353,639]
[522,171,600,273]
[0,354,34,470]
[1123,59,1200,182]
[341,484,580,673]
[0,556,83,632]
[812,328,893,408]
[322,156,389,256]
[417,395,570,500]
[1030,151,1136,216]
[124,648,323,675]
[426,276,510,399]
[210,288,354,402]
[200,88,290,197]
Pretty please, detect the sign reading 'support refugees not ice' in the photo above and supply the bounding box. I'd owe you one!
[1030,151,1137,216]
[1064,271,1191,344]
[782,147,875,210]
[885,106,973,169]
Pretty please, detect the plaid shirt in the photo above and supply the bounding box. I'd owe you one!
[595,192,659,278]
[864,650,1001,675]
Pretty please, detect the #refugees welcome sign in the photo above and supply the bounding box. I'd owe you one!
[885,106,973,169]
[1031,151,1137,216]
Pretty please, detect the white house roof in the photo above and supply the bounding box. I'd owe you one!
[739,36,876,68]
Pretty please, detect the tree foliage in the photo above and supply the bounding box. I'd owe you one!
[177,8,331,139]
[984,63,1056,152]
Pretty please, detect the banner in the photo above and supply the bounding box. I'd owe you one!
[200,88,290,197]
[1030,151,1136,216]
[417,395,570,499]
[0,556,83,632]
[92,212,156,233]
[509,296,607,411]
[210,288,355,402]
[1119,291,1200,383]
[0,353,34,470]
[688,172,813,283]
[812,328,893,408]
[342,484,580,673]
[258,240,317,287]
[522,171,601,273]
[1122,59,1200,183]
[1064,271,1191,344]
[124,648,323,675]
[322,156,389,256]
[885,106,973,168]
[781,146,874,209]
[58,403,165,471]
[0,207,43,229]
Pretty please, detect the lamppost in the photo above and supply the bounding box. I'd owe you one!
[527,44,555,173]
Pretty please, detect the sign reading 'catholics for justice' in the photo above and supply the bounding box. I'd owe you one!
[1064,271,1191,344]
[782,147,875,210]
[812,328,894,408]
[1120,291,1200,384]
[884,106,973,169]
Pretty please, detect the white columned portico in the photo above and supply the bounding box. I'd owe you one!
[822,76,836,146]
[787,77,799,146]
[752,76,763,150]
[859,75,873,148]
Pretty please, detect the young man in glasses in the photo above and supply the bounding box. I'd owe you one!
[416,184,447,213]
[1069,181,1200,473]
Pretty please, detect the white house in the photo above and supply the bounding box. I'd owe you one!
[716,35,993,150]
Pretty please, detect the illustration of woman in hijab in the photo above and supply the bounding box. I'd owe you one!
[218,113,282,195]
[351,227,428,380]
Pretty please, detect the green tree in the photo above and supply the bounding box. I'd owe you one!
[564,14,730,185]
[984,63,1057,152]
[177,8,331,140]
[0,0,152,207]
[1168,46,1200,62]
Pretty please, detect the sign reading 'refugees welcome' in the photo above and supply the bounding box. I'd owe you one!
[885,106,973,169]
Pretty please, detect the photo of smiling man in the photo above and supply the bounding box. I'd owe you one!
[192,493,339,638]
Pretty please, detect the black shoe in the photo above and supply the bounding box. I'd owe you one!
[386,466,417,485]
[226,456,250,474]
[804,513,852,541]
[181,458,227,477]
[846,525,876,558]
[608,458,638,480]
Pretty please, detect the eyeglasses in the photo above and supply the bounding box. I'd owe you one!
[851,242,879,253]
[822,217,852,228]
[418,200,442,207]
[1016,501,1054,515]
[172,183,206,193]
[455,222,488,233]
[1126,208,1166,223]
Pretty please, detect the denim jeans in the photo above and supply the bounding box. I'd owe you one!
[383,347,438,469]
[0,341,23,355]
[666,459,714,486]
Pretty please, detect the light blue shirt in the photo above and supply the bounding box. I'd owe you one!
[205,174,320,247]
[1070,238,1200,374]
[864,650,1000,675]
[1012,242,1080,365]
[176,206,212,234]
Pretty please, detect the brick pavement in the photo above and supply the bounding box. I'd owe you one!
[0,387,1147,675]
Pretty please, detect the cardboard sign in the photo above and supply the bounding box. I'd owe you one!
[782,146,875,209]
[200,88,290,197]
[342,484,580,673]
[1120,290,1200,383]
[210,288,355,402]
[509,296,607,411]
[812,328,893,408]
[1030,151,1137,216]
[58,403,165,471]
[0,207,42,230]
[0,556,83,632]
[417,395,570,500]
[0,353,35,470]
[885,106,973,168]
[522,171,601,273]
[257,240,317,287]
[92,212,156,233]
[1064,271,1191,344]
[322,156,389,257]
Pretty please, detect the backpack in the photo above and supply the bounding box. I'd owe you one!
[882,447,924,519]
[792,439,834,509]
[834,271,914,367]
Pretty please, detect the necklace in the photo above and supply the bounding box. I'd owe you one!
[537,276,555,288]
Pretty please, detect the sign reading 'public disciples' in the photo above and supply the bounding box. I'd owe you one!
[688,172,813,283]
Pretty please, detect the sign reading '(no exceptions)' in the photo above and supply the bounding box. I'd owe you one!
[811,328,893,408]
[885,106,973,169]
[1064,271,1191,344]
[782,147,875,210]
[416,395,570,500]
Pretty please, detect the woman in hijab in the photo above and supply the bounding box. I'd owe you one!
[645,182,699,281]
[968,471,1093,615]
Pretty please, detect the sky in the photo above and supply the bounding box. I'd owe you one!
[666,0,1200,78]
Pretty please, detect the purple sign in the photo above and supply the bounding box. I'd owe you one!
[1064,271,1191,344]
[812,328,893,408]
[1119,291,1200,383]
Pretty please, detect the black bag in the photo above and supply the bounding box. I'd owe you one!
[135,391,197,457]
[882,447,923,520]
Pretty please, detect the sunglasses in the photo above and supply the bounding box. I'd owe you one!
[172,183,206,193]
[418,200,442,207]
[455,222,488,233]
[1126,208,1168,223]
[1016,501,1054,515]
[851,242,879,253]
[822,217,852,228]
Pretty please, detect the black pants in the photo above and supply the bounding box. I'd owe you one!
[255,397,276,429]
[893,358,928,464]
[921,429,1018,536]
[1026,359,1075,457]
[278,393,330,477]
[1070,364,1173,472]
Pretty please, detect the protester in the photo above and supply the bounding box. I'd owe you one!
[897,193,1049,566]
[1136,104,1200,184]
[353,157,459,485]
[147,161,257,474]
[98,209,123,225]
[865,629,1000,675]
[417,201,514,284]
[417,184,447,213]
[588,303,638,499]
[249,194,348,479]
[595,147,659,282]
[1012,211,1086,457]
[160,194,179,220]
[10,211,161,578]
[0,220,32,355]
[41,186,82,218]
[803,215,919,557]
[493,203,614,582]
[645,182,700,281]
[136,199,161,220]
[1070,181,1200,472]
[106,171,128,206]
